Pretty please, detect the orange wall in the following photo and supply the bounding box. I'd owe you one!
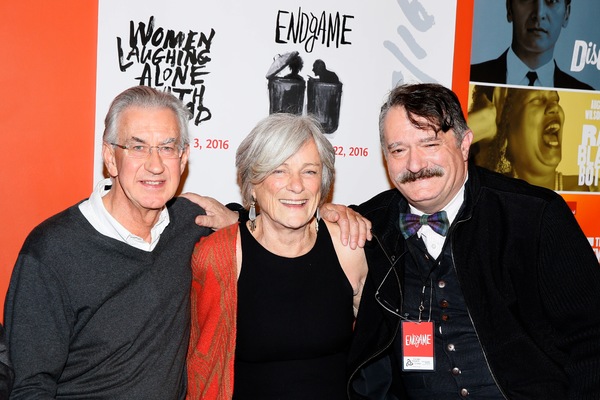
[0,0,477,321]
[0,1,98,321]
[452,0,474,114]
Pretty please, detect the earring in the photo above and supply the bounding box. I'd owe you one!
[249,200,256,232]
[497,145,513,175]
[315,208,321,233]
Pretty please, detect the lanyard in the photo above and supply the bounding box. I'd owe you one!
[405,236,439,323]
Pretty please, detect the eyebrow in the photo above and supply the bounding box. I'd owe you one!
[387,135,440,150]
[420,135,441,143]
[277,161,322,169]
[387,142,403,151]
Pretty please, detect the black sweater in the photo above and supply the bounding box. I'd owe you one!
[4,197,210,399]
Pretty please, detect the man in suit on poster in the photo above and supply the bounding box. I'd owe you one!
[470,0,594,90]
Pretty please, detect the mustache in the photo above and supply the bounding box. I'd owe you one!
[396,167,444,184]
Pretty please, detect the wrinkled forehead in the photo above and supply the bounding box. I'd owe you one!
[118,106,181,140]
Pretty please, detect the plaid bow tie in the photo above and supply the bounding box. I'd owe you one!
[399,211,449,239]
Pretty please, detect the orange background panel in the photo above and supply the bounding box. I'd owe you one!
[452,0,474,114]
[0,1,98,321]
[561,193,600,242]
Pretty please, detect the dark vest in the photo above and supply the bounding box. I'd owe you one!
[393,234,505,399]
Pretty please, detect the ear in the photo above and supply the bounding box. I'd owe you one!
[562,3,570,28]
[179,144,190,175]
[461,130,474,161]
[102,142,119,177]
[506,0,513,22]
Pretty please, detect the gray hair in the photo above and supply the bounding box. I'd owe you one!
[103,86,192,149]
[236,113,335,208]
[379,83,470,156]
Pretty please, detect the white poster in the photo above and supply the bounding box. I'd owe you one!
[95,0,458,205]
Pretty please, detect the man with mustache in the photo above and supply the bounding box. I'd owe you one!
[470,0,594,90]
[347,83,600,399]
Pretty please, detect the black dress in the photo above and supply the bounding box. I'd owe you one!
[233,222,355,400]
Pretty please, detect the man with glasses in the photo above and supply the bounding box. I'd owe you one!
[4,86,218,400]
[347,83,600,399]
[4,86,368,399]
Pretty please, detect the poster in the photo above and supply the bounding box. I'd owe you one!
[468,0,600,260]
[467,85,600,192]
[470,0,599,90]
[95,0,459,206]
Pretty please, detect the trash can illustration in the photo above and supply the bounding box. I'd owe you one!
[307,79,342,134]
[266,52,305,115]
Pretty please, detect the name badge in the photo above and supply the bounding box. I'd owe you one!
[401,321,435,371]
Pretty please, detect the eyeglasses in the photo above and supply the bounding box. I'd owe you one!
[375,252,407,319]
[111,143,183,159]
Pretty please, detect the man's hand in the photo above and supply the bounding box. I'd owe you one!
[180,193,239,230]
[320,203,372,249]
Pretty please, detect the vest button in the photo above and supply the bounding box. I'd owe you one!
[438,280,446,288]
[452,367,461,376]
[460,388,469,397]
[440,299,449,308]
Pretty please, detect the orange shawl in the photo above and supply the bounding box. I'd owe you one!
[186,224,238,400]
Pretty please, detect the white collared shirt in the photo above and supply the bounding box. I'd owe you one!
[409,175,467,259]
[78,178,170,251]
[506,48,554,87]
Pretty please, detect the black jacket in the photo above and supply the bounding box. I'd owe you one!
[470,49,595,90]
[348,164,600,400]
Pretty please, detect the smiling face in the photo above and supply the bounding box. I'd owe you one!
[252,139,322,233]
[384,106,472,214]
[102,106,189,218]
[505,89,564,177]
[508,0,570,66]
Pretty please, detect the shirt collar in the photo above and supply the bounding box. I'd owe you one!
[507,47,554,87]
[79,178,170,251]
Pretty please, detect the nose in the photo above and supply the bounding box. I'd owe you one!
[144,148,166,174]
[405,148,427,173]
[287,172,304,193]
[530,0,547,21]
[546,100,562,116]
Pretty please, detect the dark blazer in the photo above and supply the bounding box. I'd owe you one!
[347,164,600,400]
[470,49,594,90]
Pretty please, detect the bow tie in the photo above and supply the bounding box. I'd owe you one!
[399,211,449,239]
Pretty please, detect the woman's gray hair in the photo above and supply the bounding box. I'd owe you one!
[103,86,192,149]
[236,113,335,208]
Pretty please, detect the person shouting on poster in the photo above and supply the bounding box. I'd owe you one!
[469,85,598,191]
